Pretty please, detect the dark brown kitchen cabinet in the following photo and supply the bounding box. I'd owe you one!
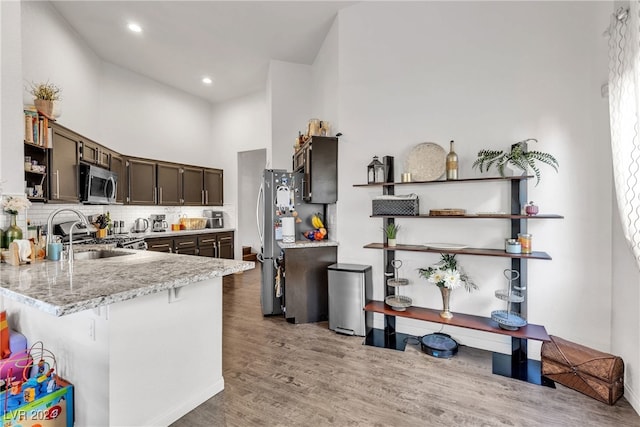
[182,166,204,206]
[173,235,198,255]
[146,232,233,258]
[204,168,223,206]
[127,158,156,205]
[145,237,173,253]
[292,136,337,203]
[110,153,126,204]
[156,162,182,206]
[49,124,80,202]
[197,231,234,259]
[80,139,110,169]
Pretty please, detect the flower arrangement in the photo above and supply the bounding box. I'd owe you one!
[28,81,62,101]
[418,253,478,292]
[2,195,32,215]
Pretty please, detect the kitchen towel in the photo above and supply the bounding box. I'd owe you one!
[282,217,295,243]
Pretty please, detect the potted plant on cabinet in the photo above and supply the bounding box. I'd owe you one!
[472,138,558,185]
[383,223,400,247]
[28,81,61,119]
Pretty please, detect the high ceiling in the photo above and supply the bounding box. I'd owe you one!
[51,1,356,104]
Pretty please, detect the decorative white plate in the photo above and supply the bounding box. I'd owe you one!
[405,142,446,181]
[424,243,469,250]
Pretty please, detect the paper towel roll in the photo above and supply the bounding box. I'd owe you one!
[15,240,32,262]
[282,217,295,243]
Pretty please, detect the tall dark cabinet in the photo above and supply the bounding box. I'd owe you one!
[292,136,338,203]
[49,124,80,203]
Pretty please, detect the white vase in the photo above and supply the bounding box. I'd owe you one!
[387,238,396,247]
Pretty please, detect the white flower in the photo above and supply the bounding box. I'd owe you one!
[443,269,462,289]
[2,195,32,215]
[428,270,445,285]
[419,253,478,293]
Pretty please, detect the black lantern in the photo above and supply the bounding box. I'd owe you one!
[368,156,385,183]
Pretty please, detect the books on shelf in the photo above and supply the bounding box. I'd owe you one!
[23,107,51,148]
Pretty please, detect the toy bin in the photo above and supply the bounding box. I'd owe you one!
[1,375,73,427]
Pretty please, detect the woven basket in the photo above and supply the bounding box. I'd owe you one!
[180,217,207,230]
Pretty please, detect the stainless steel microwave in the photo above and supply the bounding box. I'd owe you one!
[79,163,117,204]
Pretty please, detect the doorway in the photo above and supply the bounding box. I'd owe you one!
[237,149,267,258]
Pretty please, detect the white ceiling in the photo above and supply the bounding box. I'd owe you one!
[50,1,356,104]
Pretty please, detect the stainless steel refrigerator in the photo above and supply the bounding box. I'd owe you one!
[256,169,322,315]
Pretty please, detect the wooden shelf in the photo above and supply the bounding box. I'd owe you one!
[24,170,46,175]
[353,175,534,187]
[364,243,552,260]
[371,214,564,219]
[364,300,550,342]
[24,141,48,150]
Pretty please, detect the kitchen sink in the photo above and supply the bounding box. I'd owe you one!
[73,249,134,261]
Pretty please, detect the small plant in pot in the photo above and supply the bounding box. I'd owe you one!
[383,223,400,247]
[28,81,61,119]
[472,138,558,186]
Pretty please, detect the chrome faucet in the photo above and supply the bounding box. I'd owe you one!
[46,208,91,261]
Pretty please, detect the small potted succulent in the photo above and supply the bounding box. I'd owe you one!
[472,138,558,186]
[28,81,61,119]
[383,223,400,247]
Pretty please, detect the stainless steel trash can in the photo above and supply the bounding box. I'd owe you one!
[328,263,372,336]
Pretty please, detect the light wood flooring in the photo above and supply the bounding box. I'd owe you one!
[171,267,639,426]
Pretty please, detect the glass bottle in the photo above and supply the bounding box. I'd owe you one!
[446,140,458,180]
[4,214,23,248]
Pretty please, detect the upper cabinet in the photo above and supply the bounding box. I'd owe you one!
[80,138,110,169]
[292,136,337,203]
[183,166,205,206]
[127,158,157,205]
[110,152,126,204]
[49,124,80,203]
[24,120,224,207]
[126,161,224,206]
[204,168,223,206]
[156,161,182,206]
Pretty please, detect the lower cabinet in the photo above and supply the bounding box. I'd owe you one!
[146,231,234,259]
[197,232,234,259]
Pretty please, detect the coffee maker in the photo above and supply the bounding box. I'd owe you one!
[150,214,168,232]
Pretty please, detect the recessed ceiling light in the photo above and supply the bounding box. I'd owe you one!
[202,77,213,85]
[128,22,142,33]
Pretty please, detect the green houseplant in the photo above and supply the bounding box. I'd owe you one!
[382,223,400,246]
[28,81,61,118]
[472,138,558,185]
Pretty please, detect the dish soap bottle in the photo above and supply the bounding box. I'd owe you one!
[446,140,458,180]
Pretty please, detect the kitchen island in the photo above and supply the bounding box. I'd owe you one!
[0,247,253,426]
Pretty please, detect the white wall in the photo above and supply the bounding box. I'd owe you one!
[267,60,312,170]
[334,1,613,355]
[20,1,102,139]
[98,62,213,165]
[311,16,340,133]
[210,90,268,257]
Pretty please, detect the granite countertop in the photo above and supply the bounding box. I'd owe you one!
[278,240,339,249]
[0,246,253,317]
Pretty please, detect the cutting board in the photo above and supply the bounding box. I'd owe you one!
[429,208,466,216]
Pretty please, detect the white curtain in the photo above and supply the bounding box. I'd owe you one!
[608,2,640,267]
